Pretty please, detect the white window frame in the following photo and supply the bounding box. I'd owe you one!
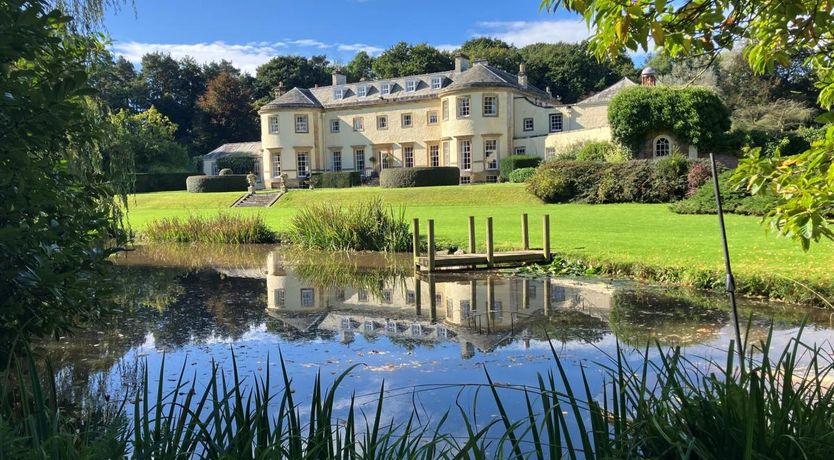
[271,151,281,178]
[457,96,471,118]
[545,147,556,161]
[431,76,442,89]
[354,149,365,175]
[460,176,471,184]
[380,82,391,95]
[294,114,308,133]
[405,79,417,92]
[427,111,438,125]
[483,94,498,117]
[300,288,314,306]
[268,115,280,134]
[549,113,563,133]
[274,288,285,306]
[357,85,367,97]
[523,118,534,132]
[330,119,340,133]
[353,116,364,132]
[460,140,471,170]
[484,139,498,170]
[514,146,526,155]
[332,151,342,171]
[486,175,498,183]
[401,112,413,128]
[429,144,439,167]
[404,146,414,168]
[333,87,344,100]
[376,115,388,130]
[442,99,449,120]
[297,152,309,178]
[654,136,671,157]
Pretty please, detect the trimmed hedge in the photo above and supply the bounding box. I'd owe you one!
[312,171,361,188]
[499,155,541,180]
[508,167,536,183]
[527,155,695,204]
[134,172,195,193]
[380,167,460,188]
[186,175,248,193]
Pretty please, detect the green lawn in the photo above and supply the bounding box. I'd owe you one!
[126,184,834,288]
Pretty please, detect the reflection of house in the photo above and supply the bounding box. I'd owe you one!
[265,251,616,357]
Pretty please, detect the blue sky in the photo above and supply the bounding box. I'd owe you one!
[105,0,595,73]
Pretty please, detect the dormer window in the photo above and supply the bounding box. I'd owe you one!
[357,85,367,97]
[405,80,417,92]
[333,87,344,100]
[431,76,442,89]
[381,82,391,95]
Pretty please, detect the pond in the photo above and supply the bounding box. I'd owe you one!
[41,244,834,440]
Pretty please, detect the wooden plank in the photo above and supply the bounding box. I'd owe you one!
[468,216,476,253]
[427,219,435,272]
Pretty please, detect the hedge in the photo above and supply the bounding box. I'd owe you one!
[134,172,195,193]
[527,155,694,204]
[499,155,541,180]
[380,167,460,188]
[216,154,257,174]
[508,167,537,183]
[186,175,248,193]
[312,171,361,188]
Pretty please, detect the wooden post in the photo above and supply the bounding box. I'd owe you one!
[543,278,551,316]
[522,278,530,310]
[468,216,476,253]
[427,219,436,272]
[428,274,437,322]
[521,213,529,250]
[542,214,551,260]
[414,274,422,316]
[486,217,494,266]
[486,276,495,333]
[412,218,420,269]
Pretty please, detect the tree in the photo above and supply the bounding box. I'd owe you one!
[203,59,241,81]
[520,42,637,103]
[138,53,206,147]
[254,55,332,105]
[458,38,521,73]
[344,51,374,82]
[371,42,452,78]
[194,72,259,152]
[543,0,834,248]
[88,52,143,112]
[104,107,190,173]
[1,0,129,357]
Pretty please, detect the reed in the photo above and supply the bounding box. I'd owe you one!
[287,198,411,252]
[143,213,277,244]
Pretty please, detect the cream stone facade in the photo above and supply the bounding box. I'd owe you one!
[257,57,636,187]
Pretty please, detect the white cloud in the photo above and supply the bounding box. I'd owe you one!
[111,38,387,74]
[434,43,460,53]
[475,19,592,47]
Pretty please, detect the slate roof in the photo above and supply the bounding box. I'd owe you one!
[204,141,262,160]
[260,62,555,111]
[576,77,637,105]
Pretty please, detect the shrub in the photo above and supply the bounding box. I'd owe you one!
[216,154,256,174]
[186,175,248,193]
[685,160,713,197]
[143,213,276,243]
[313,171,361,188]
[218,168,233,176]
[287,198,411,252]
[380,167,459,188]
[575,140,610,161]
[134,172,195,193]
[499,155,541,180]
[508,167,536,183]
[671,170,775,215]
[526,168,573,203]
[651,153,690,201]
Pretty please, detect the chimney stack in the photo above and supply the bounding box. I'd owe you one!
[332,69,347,86]
[518,63,528,88]
[640,67,657,86]
[454,53,470,73]
[274,81,286,98]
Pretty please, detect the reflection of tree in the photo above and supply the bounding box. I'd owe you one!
[282,249,411,295]
[538,310,609,345]
[609,288,729,347]
[112,265,185,311]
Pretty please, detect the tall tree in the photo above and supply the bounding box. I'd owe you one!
[194,72,259,152]
[542,0,834,248]
[344,51,375,82]
[104,107,190,172]
[458,38,522,74]
[253,55,332,105]
[203,59,241,81]
[371,42,452,78]
[520,42,636,103]
[88,52,143,112]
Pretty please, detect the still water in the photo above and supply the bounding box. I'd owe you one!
[42,244,834,430]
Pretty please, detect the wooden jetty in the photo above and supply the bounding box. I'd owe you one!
[413,214,552,272]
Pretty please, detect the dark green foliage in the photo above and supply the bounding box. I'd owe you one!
[499,155,541,180]
[458,37,521,73]
[1,0,130,358]
[371,42,452,78]
[508,167,536,183]
[185,175,247,192]
[380,167,460,188]
[253,55,331,104]
[528,159,696,203]
[216,154,256,174]
[143,213,276,243]
[672,171,775,216]
[608,85,731,152]
[133,172,194,193]
[288,198,411,252]
[313,171,361,188]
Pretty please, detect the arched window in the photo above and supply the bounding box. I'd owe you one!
[654,137,671,157]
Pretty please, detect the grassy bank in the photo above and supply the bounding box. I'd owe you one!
[125,184,834,303]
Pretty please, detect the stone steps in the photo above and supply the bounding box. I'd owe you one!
[232,191,283,208]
